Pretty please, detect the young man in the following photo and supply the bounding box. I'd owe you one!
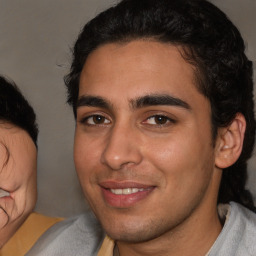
[28,0,256,255]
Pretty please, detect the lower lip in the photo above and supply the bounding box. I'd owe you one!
[0,196,12,202]
[101,187,155,208]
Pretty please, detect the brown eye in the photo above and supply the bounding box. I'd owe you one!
[145,115,171,125]
[93,115,106,124]
[154,116,168,125]
[84,115,111,125]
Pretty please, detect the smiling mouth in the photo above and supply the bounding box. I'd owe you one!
[110,188,150,195]
[100,182,155,208]
[0,189,10,198]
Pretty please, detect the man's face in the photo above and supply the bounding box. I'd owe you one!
[74,41,221,242]
[0,124,37,246]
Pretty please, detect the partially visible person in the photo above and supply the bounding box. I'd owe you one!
[0,76,63,256]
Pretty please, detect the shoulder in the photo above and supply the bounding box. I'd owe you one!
[26,211,105,256]
[209,202,256,256]
[230,202,256,255]
[26,212,64,227]
[1,212,63,256]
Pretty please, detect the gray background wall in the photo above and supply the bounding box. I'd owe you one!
[0,0,255,218]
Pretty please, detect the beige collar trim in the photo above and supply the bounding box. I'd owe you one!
[97,235,115,256]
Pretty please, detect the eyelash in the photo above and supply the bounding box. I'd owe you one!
[143,115,176,127]
[80,115,111,126]
[80,114,175,128]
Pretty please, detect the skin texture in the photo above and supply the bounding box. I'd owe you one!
[74,40,244,256]
[0,123,37,248]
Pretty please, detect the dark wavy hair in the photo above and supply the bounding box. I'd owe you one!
[0,76,38,147]
[65,0,255,211]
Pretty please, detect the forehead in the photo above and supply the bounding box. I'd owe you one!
[79,40,204,107]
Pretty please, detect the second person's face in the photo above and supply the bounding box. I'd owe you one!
[0,124,37,246]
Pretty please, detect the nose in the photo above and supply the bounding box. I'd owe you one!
[100,123,143,170]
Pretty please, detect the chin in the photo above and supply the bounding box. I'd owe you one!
[103,219,173,244]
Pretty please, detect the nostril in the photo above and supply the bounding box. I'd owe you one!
[101,148,142,170]
[100,127,143,170]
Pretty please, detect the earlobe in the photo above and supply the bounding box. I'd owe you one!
[215,113,246,169]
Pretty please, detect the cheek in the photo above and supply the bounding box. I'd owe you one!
[0,208,8,229]
[26,167,37,204]
[74,135,100,180]
[74,136,104,212]
[20,156,37,188]
[145,133,214,187]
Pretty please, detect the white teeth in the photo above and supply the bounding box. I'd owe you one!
[112,189,123,195]
[0,189,10,198]
[110,188,144,195]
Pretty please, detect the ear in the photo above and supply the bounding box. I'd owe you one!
[215,113,246,169]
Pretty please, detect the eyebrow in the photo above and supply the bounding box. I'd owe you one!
[76,94,191,111]
[77,95,111,109]
[132,94,191,110]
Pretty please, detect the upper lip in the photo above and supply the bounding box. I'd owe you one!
[99,181,155,189]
